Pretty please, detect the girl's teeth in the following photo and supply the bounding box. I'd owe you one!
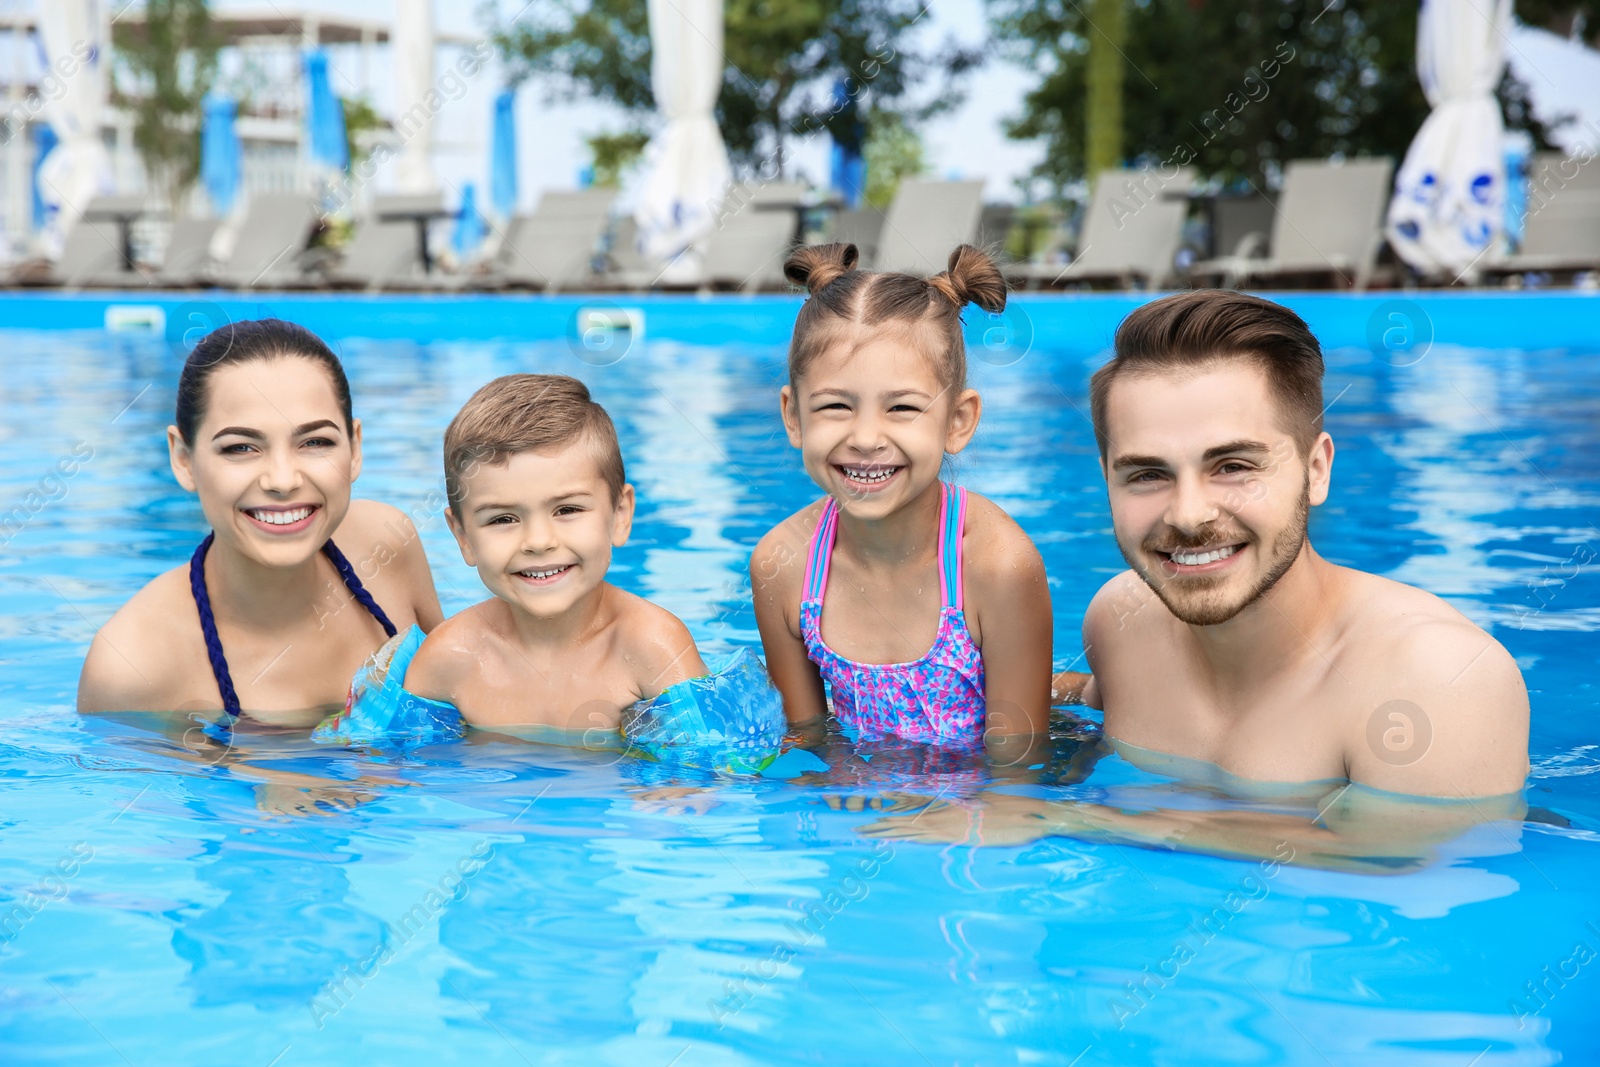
[844,467,895,483]
[252,507,312,526]
[1172,545,1238,566]
[521,565,570,579]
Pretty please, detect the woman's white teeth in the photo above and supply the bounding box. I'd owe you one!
[520,565,571,579]
[843,466,896,483]
[250,506,313,526]
[1172,545,1238,566]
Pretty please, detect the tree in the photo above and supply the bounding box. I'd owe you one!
[862,108,924,208]
[492,0,978,177]
[990,0,1575,194]
[112,0,220,207]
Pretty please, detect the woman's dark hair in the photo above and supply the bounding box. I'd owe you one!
[175,319,353,444]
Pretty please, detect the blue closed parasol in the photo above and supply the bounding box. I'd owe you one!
[304,50,348,171]
[491,89,517,218]
[201,94,241,214]
[453,181,484,256]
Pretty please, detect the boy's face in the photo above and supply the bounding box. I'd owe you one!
[446,440,634,621]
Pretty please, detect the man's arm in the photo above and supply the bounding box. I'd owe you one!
[857,784,1525,873]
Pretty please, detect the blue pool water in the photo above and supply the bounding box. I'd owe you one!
[2,294,1598,1065]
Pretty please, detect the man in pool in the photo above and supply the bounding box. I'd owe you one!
[862,290,1531,866]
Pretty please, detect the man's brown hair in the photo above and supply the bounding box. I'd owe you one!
[1089,290,1325,458]
[443,374,625,509]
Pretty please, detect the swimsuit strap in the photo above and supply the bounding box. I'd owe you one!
[188,532,398,718]
[937,482,967,612]
[189,533,241,719]
[322,539,398,638]
[801,497,840,603]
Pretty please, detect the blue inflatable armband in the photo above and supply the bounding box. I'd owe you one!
[313,625,463,750]
[622,647,787,774]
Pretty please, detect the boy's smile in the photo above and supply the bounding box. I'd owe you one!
[447,442,634,623]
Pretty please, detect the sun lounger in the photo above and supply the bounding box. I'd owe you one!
[1481,152,1600,282]
[474,189,615,291]
[323,194,444,290]
[1187,158,1394,290]
[207,192,322,289]
[151,217,222,288]
[831,206,887,267]
[8,195,146,287]
[873,179,985,275]
[1009,167,1196,290]
[702,209,796,292]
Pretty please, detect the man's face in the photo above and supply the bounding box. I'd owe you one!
[1100,360,1332,626]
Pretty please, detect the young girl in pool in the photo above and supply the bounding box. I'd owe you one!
[78,319,443,727]
[750,243,1054,750]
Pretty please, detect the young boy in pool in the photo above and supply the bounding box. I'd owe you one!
[403,374,708,731]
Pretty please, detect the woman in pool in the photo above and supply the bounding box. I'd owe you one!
[750,243,1054,753]
[78,318,442,727]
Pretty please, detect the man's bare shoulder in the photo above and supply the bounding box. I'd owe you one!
[1083,569,1166,647]
[1332,567,1518,683]
[79,565,204,711]
[1332,567,1528,797]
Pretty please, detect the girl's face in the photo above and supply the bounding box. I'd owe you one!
[168,356,362,569]
[780,332,980,521]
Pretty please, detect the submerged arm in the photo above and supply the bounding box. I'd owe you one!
[858,785,1526,873]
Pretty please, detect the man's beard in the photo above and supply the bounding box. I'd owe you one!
[1120,477,1311,627]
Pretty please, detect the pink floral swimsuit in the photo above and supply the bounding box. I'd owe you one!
[799,481,987,746]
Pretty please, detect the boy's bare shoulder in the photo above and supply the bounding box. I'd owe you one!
[407,601,501,695]
[750,499,830,590]
[80,564,204,711]
[607,587,706,691]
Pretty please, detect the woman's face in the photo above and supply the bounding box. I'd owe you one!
[168,356,362,569]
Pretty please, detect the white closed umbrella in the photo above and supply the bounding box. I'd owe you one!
[393,0,437,192]
[1385,0,1512,276]
[634,0,731,283]
[35,0,113,250]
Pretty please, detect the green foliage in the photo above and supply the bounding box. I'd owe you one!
[492,0,977,176]
[587,130,651,187]
[111,0,220,204]
[991,0,1431,192]
[341,96,385,170]
[863,109,925,209]
[991,0,1581,194]
[1083,0,1126,178]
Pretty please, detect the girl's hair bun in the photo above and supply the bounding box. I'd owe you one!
[784,242,859,294]
[929,244,1007,315]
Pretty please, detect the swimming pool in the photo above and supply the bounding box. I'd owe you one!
[2,292,1597,1065]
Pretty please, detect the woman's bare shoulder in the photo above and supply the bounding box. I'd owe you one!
[79,564,206,711]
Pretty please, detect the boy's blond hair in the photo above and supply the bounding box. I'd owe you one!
[443,374,625,510]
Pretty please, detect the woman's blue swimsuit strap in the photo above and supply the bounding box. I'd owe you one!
[188,532,397,719]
